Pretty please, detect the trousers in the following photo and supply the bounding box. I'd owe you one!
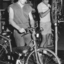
[13,30,32,47]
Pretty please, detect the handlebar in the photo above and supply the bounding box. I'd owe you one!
[21,27,43,36]
[21,27,35,36]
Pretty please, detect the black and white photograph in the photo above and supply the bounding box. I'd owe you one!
[0,0,64,64]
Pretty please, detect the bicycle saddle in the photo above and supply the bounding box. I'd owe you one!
[13,46,30,55]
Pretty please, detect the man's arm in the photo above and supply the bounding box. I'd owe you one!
[39,9,50,18]
[29,12,34,28]
[8,7,25,33]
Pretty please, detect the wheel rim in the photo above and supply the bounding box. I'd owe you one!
[25,48,61,64]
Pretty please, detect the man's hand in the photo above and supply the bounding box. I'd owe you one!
[19,28,26,33]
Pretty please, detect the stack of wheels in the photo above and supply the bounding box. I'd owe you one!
[25,48,61,64]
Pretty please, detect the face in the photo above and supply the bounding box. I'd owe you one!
[43,0,49,4]
[19,0,27,5]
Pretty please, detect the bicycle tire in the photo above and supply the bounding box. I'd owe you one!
[25,48,61,64]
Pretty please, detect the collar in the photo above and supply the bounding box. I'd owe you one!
[17,1,24,8]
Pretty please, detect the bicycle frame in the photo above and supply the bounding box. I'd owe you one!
[25,27,61,64]
[0,35,12,53]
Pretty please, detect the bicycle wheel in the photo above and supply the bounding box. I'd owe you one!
[25,48,61,64]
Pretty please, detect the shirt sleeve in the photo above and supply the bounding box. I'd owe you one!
[37,4,43,13]
[37,3,48,13]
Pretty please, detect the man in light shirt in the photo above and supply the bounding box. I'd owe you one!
[8,0,34,47]
[37,0,52,47]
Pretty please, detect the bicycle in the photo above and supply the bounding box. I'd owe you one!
[14,27,61,64]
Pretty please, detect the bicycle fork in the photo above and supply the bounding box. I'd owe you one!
[34,40,43,64]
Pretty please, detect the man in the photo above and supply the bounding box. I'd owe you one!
[8,0,34,47]
[37,0,53,47]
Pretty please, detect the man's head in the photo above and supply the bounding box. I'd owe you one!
[19,0,27,5]
[42,0,49,4]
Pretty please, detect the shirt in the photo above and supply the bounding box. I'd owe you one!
[37,2,51,23]
[9,2,33,29]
